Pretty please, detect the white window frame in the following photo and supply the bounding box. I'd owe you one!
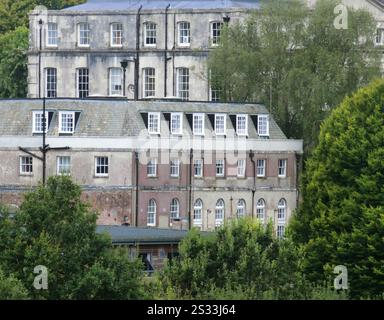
[215,199,225,226]
[216,159,225,177]
[210,21,223,46]
[277,199,287,223]
[147,199,157,226]
[110,23,123,47]
[278,159,287,178]
[193,199,203,226]
[56,156,71,176]
[143,68,156,97]
[109,68,123,96]
[58,111,75,134]
[178,21,190,46]
[237,159,246,177]
[95,156,109,177]
[47,22,58,47]
[193,113,205,136]
[148,112,160,134]
[170,198,180,219]
[257,159,266,177]
[258,115,269,137]
[147,159,157,177]
[144,22,157,47]
[19,156,33,175]
[214,114,226,135]
[256,199,265,222]
[376,28,384,46]
[236,199,246,218]
[78,23,90,47]
[170,159,180,177]
[176,67,189,101]
[32,111,49,133]
[236,114,248,136]
[194,159,203,178]
[170,112,183,135]
[77,68,89,98]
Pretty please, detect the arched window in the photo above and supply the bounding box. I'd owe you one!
[236,199,246,218]
[277,198,286,223]
[147,199,156,226]
[215,199,225,226]
[193,199,203,226]
[256,199,265,222]
[170,198,180,219]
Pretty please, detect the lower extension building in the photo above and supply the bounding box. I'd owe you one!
[0,99,302,237]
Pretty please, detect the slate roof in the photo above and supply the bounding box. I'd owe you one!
[63,0,260,12]
[96,225,189,244]
[0,99,287,139]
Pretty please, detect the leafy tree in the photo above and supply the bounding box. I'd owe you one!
[209,0,380,151]
[158,218,343,299]
[0,27,29,98]
[290,79,384,298]
[0,176,147,299]
[0,268,29,300]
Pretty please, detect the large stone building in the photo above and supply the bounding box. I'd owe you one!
[0,99,302,237]
[27,0,259,100]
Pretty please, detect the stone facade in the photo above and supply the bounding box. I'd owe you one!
[27,0,259,100]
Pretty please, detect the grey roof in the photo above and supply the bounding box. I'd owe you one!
[96,225,189,244]
[63,0,260,12]
[0,99,287,139]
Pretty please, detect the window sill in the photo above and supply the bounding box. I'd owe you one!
[170,175,180,179]
[94,175,109,178]
[19,173,33,176]
[147,175,158,179]
[257,176,267,179]
[278,176,287,179]
[110,45,123,48]
[194,176,203,179]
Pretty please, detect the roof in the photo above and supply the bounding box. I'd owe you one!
[0,99,287,139]
[63,0,260,12]
[96,225,189,244]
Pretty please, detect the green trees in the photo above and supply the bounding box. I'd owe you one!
[0,27,29,98]
[159,218,345,300]
[209,0,380,151]
[290,79,384,299]
[0,176,147,299]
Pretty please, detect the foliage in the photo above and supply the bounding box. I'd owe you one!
[0,176,147,299]
[0,27,29,98]
[158,218,342,299]
[0,268,29,300]
[290,79,384,299]
[209,0,380,151]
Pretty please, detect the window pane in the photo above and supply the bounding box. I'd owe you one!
[177,68,189,100]
[46,68,57,98]
[145,22,157,45]
[143,68,155,97]
[79,23,90,46]
[78,68,89,98]
[47,23,58,46]
[178,21,190,45]
[111,23,123,46]
[110,68,122,95]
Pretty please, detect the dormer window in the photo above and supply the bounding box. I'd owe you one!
[59,111,75,134]
[32,111,49,133]
[236,114,248,136]
[193,113,204,136]
[215,114,226,135]
[171,112,183,135]
[148,112,160,134]
[258,115,269,137]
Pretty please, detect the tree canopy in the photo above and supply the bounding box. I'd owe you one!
[209,0,381,151]
[0,176,148,299]
[290,79,384,299]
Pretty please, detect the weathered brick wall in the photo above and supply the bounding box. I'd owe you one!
[0,188,133,226]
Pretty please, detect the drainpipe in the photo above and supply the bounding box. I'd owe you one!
[249,149,255,218]
[188,148,193,230]
[135,5,143,100]
[172,12,176,96]
[135,151,139,227]
[164,4,171,97]
[38,19,43,98]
